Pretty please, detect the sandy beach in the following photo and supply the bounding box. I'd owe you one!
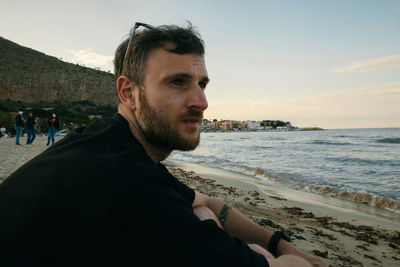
[1,136,399,266]
[0,136,64,182]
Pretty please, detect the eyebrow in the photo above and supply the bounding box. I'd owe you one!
[163,73,210,84]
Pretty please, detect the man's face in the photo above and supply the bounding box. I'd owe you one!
[135,46,209,151]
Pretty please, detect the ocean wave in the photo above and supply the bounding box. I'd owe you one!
[171,146,400,212]
[223,163,400,211]
[326,156,396,166]
[363,170,377,175]
[171,150,279,181]
[251,145,272,150]
[203,159,400,211]
[216,164,279,182]
[376,138,400,144]
[170,152,220,165]
[310,140,352,146]
[218,160,400,211]
[300,185,400,211]
[268,137,285,140]
[253,168,279,180]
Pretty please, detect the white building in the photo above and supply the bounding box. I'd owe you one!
[246,121,260,130]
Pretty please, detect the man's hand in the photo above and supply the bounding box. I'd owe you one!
[248,244,313,267]
[277,240,326,267]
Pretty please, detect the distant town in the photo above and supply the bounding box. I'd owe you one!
[201,119,323,132]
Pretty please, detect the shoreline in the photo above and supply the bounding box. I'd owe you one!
[166,159,400,229]
[168,154,400,215]
[165,161,400,266]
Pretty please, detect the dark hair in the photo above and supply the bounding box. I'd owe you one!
[114,23,205,86]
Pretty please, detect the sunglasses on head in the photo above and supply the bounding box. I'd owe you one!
[121,22,155,74]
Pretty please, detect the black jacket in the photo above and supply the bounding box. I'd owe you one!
[0,113,267,267]
[47,116,59,130]
[15,114,24,127]
[26,116,35,130]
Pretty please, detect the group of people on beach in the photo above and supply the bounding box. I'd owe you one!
[13,109,59,146]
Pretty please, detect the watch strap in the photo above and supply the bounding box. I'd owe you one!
[267,231,291,257]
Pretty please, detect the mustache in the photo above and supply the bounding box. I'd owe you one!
[181,108,203,120]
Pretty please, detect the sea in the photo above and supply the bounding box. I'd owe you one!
[169,128,400,215]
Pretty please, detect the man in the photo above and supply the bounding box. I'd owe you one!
[14,108,24,145]
[0,23,325,266]
[26,111,36,145]
[46,112,59,146]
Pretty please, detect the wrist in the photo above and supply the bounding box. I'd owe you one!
[267,231,291,257]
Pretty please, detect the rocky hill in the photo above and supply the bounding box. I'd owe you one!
[0,36,118,107]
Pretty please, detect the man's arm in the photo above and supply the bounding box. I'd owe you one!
[193,191,326,267]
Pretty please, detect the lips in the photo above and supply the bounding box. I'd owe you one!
[181,115,203,129]
[182,118,201,123]
[181,118,201,129]
[180,109,203,127]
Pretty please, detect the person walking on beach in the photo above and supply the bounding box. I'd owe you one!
[46,112,59,146]
[14,109,24,145]
[0,23,325,267]
[26,112,36,146]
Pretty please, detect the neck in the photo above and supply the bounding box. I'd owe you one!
[118,105,171,164]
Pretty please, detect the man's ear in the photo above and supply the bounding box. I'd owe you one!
[117,76,137,110]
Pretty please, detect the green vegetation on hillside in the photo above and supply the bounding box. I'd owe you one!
[261,120,290,129]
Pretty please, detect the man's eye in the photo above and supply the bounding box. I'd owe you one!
[171,79,184,86]
[199,82,207,89]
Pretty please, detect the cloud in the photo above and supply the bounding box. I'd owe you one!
[333,54,400,73]
[205,82,400,129]
[66,49,113,71]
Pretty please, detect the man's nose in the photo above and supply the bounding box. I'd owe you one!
[187,84,208,111]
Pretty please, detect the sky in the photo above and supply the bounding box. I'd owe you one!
[1,0,399,129]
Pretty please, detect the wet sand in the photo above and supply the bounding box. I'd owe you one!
[1,136,400,266]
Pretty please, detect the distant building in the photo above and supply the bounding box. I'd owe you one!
[201,119,211,130]
[232,121,245,130]
[246,121,260,130]
[220,120,233,130]
[210,121,218,129]
[203,118,297,132]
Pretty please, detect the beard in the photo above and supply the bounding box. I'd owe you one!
[137,90,202,151]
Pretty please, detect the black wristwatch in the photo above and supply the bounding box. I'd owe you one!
[267,231,291,257]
